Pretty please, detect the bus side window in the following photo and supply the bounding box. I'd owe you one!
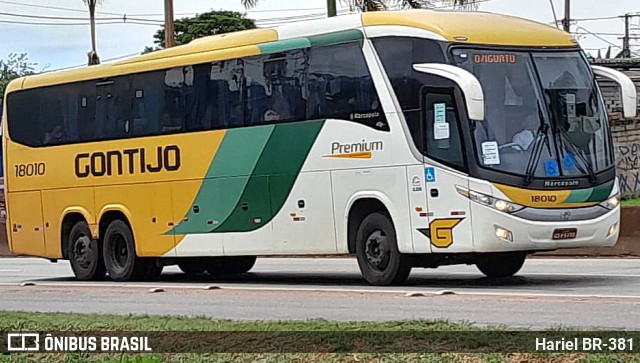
[185,64,211,131]
[78,82,97,142]
[307,42,387,130]
[130,71,164,136]
[7,90,42,147]
[163,67,185,132]
[41,94,64,145]
[98,77,132,140]
[210,59,244,128]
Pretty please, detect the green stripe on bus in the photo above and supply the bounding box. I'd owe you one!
[563,180,614,204]
[258,38,312,54]
[214,120,325,233]
[563,187,593,203]
[586,180,614,202]
[170,126,275,235]
[308,29,364,47]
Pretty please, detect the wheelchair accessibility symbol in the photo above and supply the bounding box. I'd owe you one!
[425,167,436,183]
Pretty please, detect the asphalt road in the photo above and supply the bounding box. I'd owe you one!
[1,257,639,328]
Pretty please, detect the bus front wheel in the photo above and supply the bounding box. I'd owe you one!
[355,212,412,286]
[102,220,147,281]
[476,253,526,278]
[68,221,106,281]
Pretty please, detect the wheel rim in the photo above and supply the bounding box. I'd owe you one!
[73,235,94,270]
[364,230,390,271]
[111,234,129,269]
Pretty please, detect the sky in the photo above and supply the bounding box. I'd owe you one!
[0,0,638,72]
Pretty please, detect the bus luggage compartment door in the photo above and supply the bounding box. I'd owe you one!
[7,190,46,256]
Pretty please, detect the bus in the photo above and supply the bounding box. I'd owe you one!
[3,10,637,286]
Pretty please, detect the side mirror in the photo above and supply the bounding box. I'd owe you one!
[592,65,637,119]
[413,63,485,121]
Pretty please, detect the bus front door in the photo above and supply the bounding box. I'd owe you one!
[422,89,474,253]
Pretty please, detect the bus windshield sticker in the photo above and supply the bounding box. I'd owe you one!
[473,54,517,64]
[544,160,560,177]
[563,154,576,169]
[425,167,436,183]
[481,141,500,165]
[434,103,446,123]
[434,123,450,140]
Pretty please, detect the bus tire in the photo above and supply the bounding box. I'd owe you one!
[102,219,146,282]
[476,253,526,278]
[355,212,412,286]
[207,256,256,275]
[68,221,106,281]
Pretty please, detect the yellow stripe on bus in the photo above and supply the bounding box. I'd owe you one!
[493,183,597,209]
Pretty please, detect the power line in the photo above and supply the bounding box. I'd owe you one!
[0,8,335,28]
[0,19,141,26]
[0,10,164,23]
[0,0,189,17]
[574,31,625,36]
[246,7,325,13]
[575,25,620,48]
[49,52,142,72]
[571,15,622,22]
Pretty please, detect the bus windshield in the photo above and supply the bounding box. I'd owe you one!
[452,49,613,179]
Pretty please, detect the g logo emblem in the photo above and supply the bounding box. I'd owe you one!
[428,218,464,248]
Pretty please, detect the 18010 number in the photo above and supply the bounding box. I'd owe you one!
[14,162,46,177]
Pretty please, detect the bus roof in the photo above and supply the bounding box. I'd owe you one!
[362,10,575,47]
[9,10,576,92]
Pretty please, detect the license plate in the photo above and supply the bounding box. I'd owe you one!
[552,228,577,240]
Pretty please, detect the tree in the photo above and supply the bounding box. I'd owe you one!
[0,53,37,98]
[240,0,477,12]
[147,11,256,52]
[81,0,105,65]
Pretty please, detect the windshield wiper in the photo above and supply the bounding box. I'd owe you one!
[557,127,598,184]
[523,107,552,186]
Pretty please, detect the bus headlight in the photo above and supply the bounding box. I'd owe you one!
[456,186,524,213]
[599,194,620,210]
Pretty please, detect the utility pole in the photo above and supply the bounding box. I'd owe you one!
[327,0,337,17]
[164,0,175,48]
[561,0,571,33]
[619,13,640,58]
[622,13,631,58]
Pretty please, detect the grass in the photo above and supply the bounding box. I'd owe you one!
[0,312,637,363]
[622,198,640,206]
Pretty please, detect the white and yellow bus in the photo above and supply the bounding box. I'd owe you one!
[3,10,637,285]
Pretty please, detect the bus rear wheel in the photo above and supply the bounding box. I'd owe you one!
[476,252,526,278]
[355,212,412,286]
[68,221,106,281]
[102,219,147,281]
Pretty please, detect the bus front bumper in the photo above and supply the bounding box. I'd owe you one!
[470,203,620,253]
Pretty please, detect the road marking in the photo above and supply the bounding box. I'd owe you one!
[0,269,21,272]
[1,281,640,300]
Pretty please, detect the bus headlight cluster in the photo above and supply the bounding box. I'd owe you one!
[599,194,620,210]
[455,186,524,213]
